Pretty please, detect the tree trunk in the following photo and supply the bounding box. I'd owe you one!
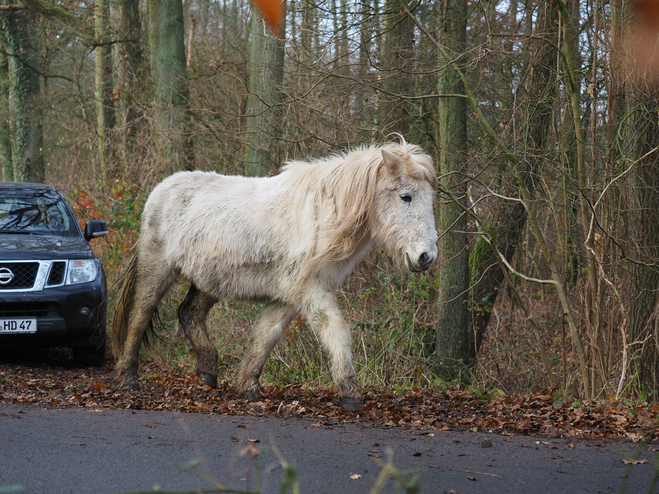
[1,8,44,182]
[379,0,413,136]
[295,0,315,91]
[0,40,12,181]
[300,0,313,68]
[149,0,193,171]
[626,92,659,393]
[338,0,348,75]
[148,0,160,82]
[95,0,116,177]
[355,0,373,118]
[558,0,584,291]
[118,0,143,159]
[244,10,285,177]
[434,0,470,378]
[608,0,625,166]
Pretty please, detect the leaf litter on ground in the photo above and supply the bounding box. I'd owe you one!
[0,353,657,443]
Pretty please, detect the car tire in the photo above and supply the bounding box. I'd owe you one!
[73,337,107,368]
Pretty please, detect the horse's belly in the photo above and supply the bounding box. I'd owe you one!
[191,265,285,302]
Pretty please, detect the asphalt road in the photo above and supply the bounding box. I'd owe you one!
[0,402,657,494]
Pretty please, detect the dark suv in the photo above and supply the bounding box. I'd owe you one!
[0,182,108,366]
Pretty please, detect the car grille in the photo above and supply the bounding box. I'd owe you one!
[0,262,39,289]
[47,261,66,286]
[0,302,56,318]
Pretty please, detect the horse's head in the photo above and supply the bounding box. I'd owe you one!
[372,145,438,273]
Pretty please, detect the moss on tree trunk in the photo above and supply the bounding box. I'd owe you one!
[434,0,471,379]
[1,8,43,182]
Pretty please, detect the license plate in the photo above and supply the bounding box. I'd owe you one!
[0,318,37,334]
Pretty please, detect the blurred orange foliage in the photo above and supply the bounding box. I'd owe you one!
[251,0,284,35]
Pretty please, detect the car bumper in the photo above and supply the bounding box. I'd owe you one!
[0,278,107,349]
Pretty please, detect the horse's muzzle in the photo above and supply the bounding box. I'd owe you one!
[405,252,435,272]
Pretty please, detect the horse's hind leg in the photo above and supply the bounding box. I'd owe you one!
[115,261,174,390]
[177,284,219,388]
[235,303,298,399]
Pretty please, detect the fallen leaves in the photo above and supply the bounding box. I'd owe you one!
[449,468,503,479]
[623,458,648,465]
[0,358,658,442]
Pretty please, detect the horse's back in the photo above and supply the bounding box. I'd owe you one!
[138,171,300,297]
[143,171,281,237]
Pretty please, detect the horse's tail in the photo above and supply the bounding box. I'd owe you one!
[111,252,161,360]
[111,253,139,359]
[111,251,162,359]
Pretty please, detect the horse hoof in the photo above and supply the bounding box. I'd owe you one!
[339,397,363,412]
[201,373,218,388]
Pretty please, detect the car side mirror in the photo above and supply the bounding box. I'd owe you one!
[84,219,108,240]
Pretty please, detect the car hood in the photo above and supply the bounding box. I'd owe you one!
[0,234,93,260]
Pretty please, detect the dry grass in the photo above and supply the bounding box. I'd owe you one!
[145,254,440,392]
[69,181,614,399]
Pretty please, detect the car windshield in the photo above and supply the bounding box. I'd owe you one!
[0,190,78,236]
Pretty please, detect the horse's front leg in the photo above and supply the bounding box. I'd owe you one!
[304,292,363,412]
[177,284,219,388]
[235,303,298,399]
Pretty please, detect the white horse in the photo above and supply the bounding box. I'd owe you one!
[112,138,438,411]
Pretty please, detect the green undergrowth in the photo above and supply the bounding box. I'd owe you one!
[74,179,447,393]
[138,257,443,394]
[78,182,583,400]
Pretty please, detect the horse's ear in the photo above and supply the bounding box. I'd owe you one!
[381,149,403,176]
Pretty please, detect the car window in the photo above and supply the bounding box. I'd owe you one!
[0,192,78,236]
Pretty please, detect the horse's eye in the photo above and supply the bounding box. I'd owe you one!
[400,193,412,203]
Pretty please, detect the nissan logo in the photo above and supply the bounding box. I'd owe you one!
[0,267,14,285]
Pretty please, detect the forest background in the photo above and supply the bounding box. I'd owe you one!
[2,0,659,405]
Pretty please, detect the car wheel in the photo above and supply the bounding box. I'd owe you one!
[73,338,107,368]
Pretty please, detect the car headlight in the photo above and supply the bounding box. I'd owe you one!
[66,259,98,284]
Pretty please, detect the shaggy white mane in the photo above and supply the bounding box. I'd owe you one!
[281,138,436,266]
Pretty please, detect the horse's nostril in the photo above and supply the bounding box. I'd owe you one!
[419,252,430,266]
